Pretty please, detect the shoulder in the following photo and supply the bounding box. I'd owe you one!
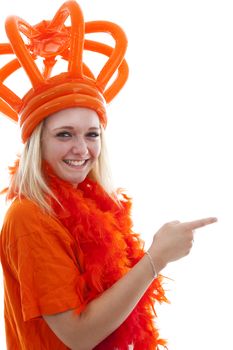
[1,197,71,248]
[3,197,54,228]
[5,197,43,219]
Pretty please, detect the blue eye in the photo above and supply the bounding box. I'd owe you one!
[56,132,72,138]
[87,132,100,138]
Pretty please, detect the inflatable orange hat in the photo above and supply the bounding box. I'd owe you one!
[0,1,128,143]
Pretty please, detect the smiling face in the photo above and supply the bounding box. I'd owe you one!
[41,107,101,187]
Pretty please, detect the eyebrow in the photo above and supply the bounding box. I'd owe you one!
[53,126,100,131]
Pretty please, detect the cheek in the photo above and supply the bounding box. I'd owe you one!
[95,141,101,158]
[89,141,101,159]
[42,140,66,160]
[41,143,49,160]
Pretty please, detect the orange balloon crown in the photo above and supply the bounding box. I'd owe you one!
[0,0,128,142]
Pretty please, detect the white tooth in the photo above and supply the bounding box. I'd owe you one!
[65,160,86,166]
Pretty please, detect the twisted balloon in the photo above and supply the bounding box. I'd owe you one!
[0,1,128,142]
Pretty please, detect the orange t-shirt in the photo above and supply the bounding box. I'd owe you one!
[0,198,83,349]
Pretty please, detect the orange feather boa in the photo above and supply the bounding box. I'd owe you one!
[6,161,169,349]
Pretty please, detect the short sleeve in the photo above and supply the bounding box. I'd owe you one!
[4,199,83,322]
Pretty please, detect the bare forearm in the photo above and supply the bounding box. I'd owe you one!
[71,254,160,349]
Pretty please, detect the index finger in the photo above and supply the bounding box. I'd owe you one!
[181,217,218,230]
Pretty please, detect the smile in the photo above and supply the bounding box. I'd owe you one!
[63,159,88,167]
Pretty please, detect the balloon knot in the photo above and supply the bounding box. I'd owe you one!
[27,20,71,58]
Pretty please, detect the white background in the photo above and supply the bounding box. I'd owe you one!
[0,0,232,349]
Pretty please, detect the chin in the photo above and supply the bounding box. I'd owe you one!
[69,174,87,186]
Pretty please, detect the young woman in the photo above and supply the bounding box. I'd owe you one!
[0,2,217,349]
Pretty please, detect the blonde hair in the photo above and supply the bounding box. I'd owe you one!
[6,119,118,214]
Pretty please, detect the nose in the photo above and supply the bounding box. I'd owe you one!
[71,136,89,156]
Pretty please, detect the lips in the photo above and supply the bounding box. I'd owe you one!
[63,159,88,166]
[63,159,89,168]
